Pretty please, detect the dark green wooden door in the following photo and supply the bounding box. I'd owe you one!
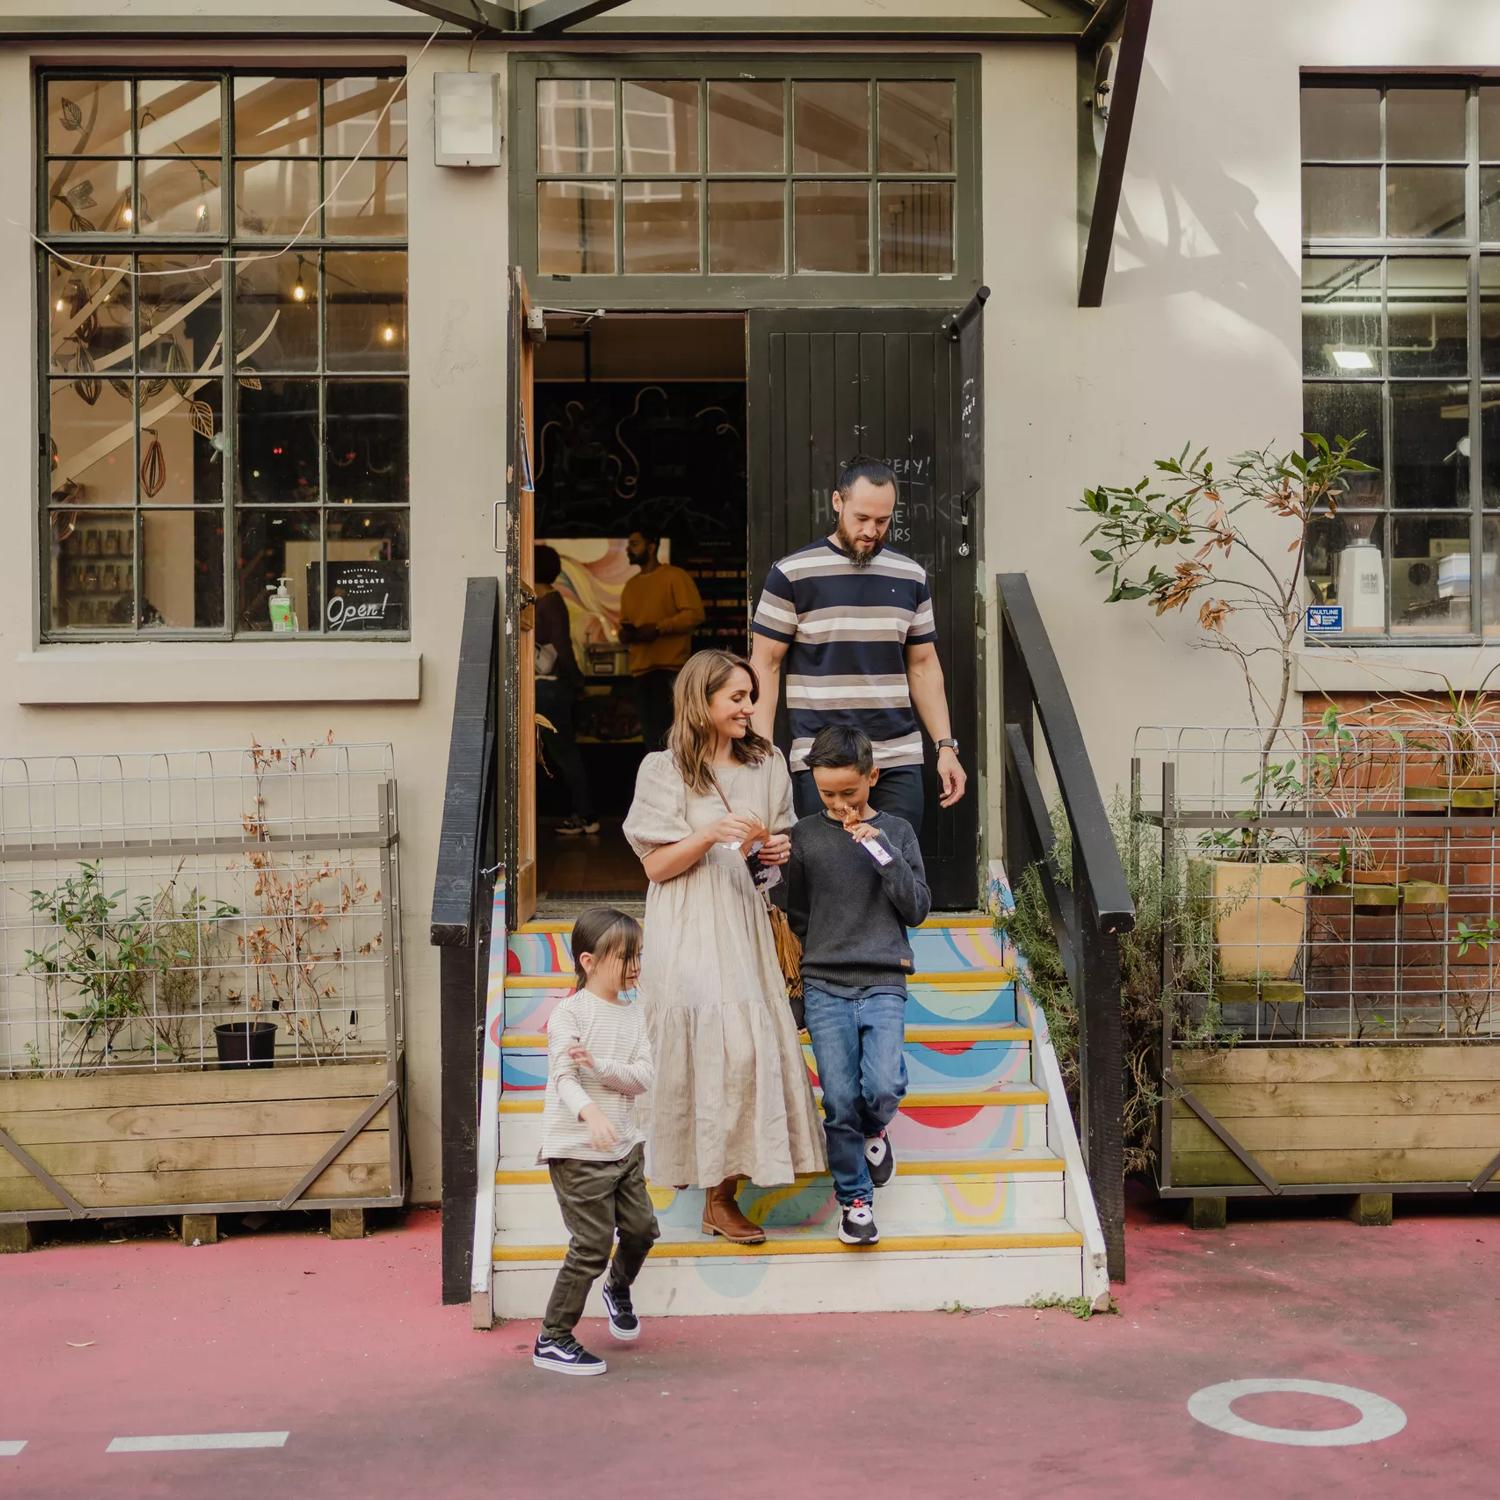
[748,307,982,912]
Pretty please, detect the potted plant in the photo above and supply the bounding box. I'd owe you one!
[1080,434,1375,992]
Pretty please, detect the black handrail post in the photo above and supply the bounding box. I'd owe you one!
[432,576,502,1307]
[999,594,1036,884]
[1075,855,1126,1280]
[997,572,1133,1283]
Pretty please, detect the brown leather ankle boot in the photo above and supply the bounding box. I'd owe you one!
[700,1178,766,1244]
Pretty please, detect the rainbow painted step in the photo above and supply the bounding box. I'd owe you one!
[497,1024,1033,1095]
[494,1151,1068,1233]
[485,906,1102,1318]
[498,1085,1049,1162]
[490,1219,1086,1317]
[502,975,1018,1032]
[505,915,1010,979]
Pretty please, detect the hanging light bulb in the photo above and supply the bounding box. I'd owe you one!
[291,257,309,303]
[381,320,397,345]
[54,291,66,315]
[122,204,134,225]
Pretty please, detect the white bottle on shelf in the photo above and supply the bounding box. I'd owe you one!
[1336,541,1384,631]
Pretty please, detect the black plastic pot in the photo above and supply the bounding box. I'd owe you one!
[214,1020,277,1070]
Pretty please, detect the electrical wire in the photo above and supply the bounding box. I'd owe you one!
[24,19,446,282]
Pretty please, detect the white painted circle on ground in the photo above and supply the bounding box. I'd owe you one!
[1188,1379,1407,1448]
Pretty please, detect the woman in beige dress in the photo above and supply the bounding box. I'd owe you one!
[623,650,825,1243]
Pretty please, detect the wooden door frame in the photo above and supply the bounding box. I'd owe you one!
[503,269,539,926]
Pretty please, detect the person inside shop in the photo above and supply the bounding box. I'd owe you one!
[534,545,599,838]
[748,456,967,835]
[619,529,705,753]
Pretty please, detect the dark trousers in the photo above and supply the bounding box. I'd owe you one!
[633,669,678,753]
[793,762,925,838]
[542,1144,660,1340]
[536,678,594,821]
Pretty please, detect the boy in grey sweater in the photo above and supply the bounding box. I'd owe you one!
[785,725,931,1245]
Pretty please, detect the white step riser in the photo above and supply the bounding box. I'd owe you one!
[494,1174,1068,1234]
[492,1247,1083,1318]
[499,1102,1049,1163]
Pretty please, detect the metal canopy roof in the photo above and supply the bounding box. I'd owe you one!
[398,0,1105,39]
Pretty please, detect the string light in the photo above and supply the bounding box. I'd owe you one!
[121,205,133,225]
[381,320,397,345]
[291,256,309,303]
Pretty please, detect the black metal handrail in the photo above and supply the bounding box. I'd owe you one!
[998,572,1134,1280]
[430,576,502,1305]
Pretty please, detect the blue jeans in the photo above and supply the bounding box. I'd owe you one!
[802,984,909,1205]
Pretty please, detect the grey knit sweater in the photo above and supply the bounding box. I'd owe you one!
[785,810,932,990]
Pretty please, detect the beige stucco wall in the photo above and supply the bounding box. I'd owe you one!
[980,0,1500,840]
[0,25,509,1203]
[9,0,1500,1200]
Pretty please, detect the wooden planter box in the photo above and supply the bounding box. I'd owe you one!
[0,1059,403,1223]
[1161,1043,1500,1193]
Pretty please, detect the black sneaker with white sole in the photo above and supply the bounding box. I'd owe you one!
[557,816,601,837]
[838,1198,879,1246]
[533,1333,607,1376]
[602,1281,640,1341]
[864,1130,895,1189]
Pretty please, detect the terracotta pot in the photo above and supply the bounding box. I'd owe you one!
[1205,860,1306,981]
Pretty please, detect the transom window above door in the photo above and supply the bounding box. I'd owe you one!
[515,59,980,306]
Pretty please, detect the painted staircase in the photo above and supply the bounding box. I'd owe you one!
[469,880,1109,1324]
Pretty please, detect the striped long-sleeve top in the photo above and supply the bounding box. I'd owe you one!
[537,989,654,1164]
[752,538,938,773]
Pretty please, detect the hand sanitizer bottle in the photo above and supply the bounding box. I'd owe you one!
[268,576,298,633]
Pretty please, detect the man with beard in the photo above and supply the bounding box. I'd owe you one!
[749,456,966,834]
[619,528,705,752]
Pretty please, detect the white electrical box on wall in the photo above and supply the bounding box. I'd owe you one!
[434,72,503,167]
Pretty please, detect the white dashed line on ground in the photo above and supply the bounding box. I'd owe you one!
[0,1441,26,1457]
[106,1432,291,1454]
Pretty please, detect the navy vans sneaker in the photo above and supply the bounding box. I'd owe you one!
[533,1333,607,1376]
[864,1130,895,1189]
[602,1281,641,1342]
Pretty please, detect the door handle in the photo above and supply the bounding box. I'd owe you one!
[493,498,507,555]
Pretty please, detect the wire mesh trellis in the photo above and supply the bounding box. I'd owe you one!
[1133,722,1500,1045]
[0,741,401,1076]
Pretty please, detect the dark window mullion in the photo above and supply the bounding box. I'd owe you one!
[222,72,236,638]
[1470,87,1485,636]
[317,247,328,635]
[1382,254,1395,635]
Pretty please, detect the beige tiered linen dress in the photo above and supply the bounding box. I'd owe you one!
[623,749,826,1187]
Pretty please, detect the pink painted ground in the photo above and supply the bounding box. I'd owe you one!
[3,1192,1498,1499]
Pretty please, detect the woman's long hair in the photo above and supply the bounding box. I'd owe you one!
[667,650,772,794]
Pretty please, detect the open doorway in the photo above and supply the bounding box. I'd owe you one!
[531,312,748,909]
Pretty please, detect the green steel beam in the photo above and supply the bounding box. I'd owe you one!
[544,14,1088,38]
[399,0,513,31]
[0,14,465,36]
[520,0,633,34]
[1019,0,1100,22]
[1078,0,1151,305]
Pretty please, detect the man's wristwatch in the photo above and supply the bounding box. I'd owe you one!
[936,738,960,753]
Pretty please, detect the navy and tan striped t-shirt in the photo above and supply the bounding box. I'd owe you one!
[752,539,937,773]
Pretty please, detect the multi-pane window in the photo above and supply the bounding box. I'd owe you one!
[1302,81,1500,640]
[528,67,965,284]
[40,72,409,639]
